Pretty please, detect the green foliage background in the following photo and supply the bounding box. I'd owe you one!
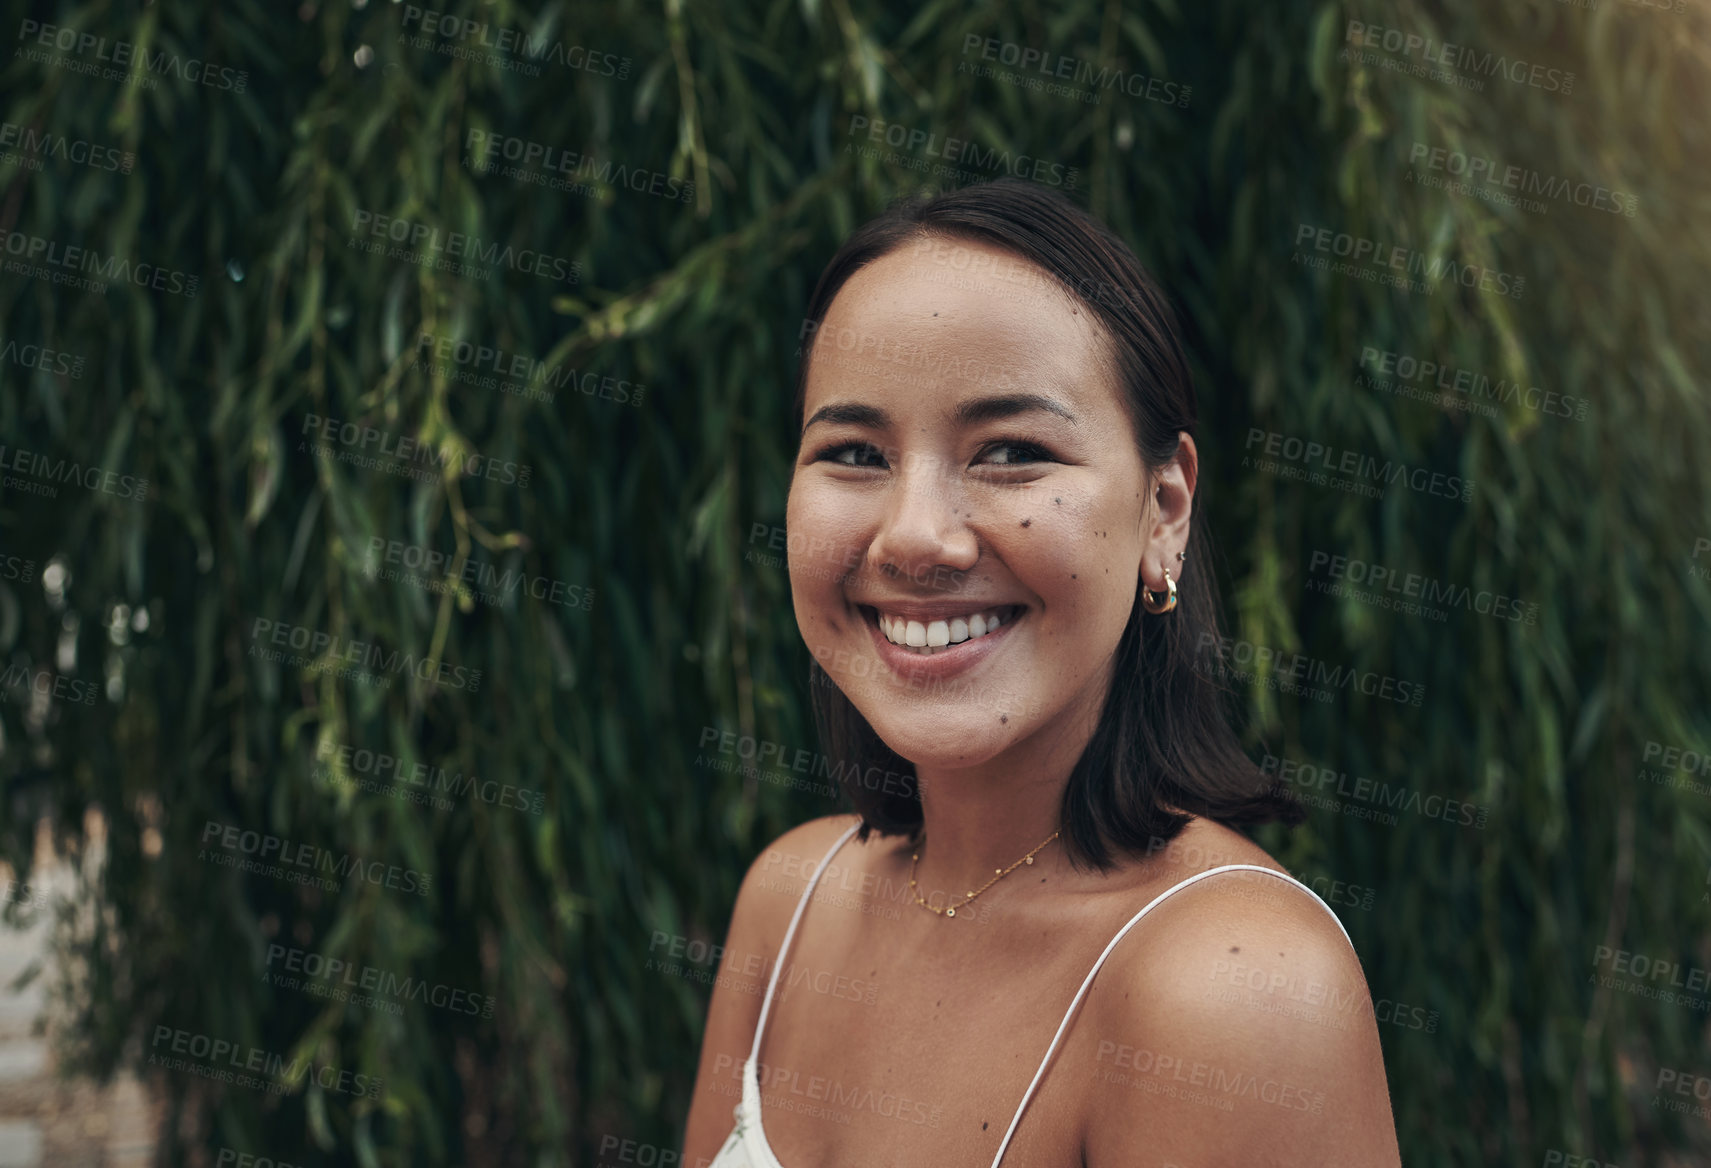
[0,0,1708,1163]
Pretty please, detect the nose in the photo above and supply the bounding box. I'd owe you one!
[865,450,980,587]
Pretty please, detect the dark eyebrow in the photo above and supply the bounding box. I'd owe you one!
[953,393,1078,427]
[801,393,1077,435]
[801,401,889,434]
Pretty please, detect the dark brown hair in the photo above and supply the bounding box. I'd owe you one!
[793,177,1301,871]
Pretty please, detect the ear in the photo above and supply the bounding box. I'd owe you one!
[1142,432,1196,589]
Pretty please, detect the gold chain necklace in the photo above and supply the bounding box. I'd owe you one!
[909,829,1060,918]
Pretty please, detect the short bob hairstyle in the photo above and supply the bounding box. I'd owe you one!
[791,177,1302,871]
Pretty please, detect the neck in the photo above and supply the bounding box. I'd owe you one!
[907,690,1103,904]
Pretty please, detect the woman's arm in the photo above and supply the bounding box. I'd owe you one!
[679,814,861,1167]
[1082,876,1403,1168]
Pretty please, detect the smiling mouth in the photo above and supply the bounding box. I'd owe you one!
[858,604,1027,655]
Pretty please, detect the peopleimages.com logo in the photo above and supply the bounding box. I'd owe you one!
[1243,427,1473,504]
[17,20,249,91]
[1357,345,1587,423]
[0,228,199,297]
[846,116,1079,189]
[149,1025,380,1099]
[1306,549,1539,626]
[216,1148,312,1168]
[199,818,432,898]
[1260,751,1488,828]
[0,663,97,707]
[348,210,579,285]
[300,414,532,489]
[414,330,646,407]
[464,129,693,204]
[399,6,631,79]
[1293,223,1524,300]
[1406,142,1636,218]
[0,121,133,174]
[247,616,484,692]
[1194,632,1426,707]
[364,536,593,612]
[957,34,1191,109]
[264,943,496,1018]
[315,739,547,815]
[0,335,84,378]
[0,441,149,503]
[1342,20,1575,95]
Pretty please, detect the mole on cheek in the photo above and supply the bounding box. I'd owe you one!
[1020,518,1031,528]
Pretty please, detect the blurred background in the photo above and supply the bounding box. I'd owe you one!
[0,0,1708,1164]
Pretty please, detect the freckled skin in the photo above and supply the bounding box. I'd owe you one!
[785,238,1196,773]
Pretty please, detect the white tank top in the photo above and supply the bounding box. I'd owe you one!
[707,821,1355,1168]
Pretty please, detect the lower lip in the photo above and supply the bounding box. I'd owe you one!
[858,606,1023,681]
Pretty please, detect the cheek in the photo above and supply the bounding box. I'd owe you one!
[1005,488,1142,643]
[1007,485,1130,580]
[786,482,869,601]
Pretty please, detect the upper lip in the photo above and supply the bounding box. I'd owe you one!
[855,599,1025,622]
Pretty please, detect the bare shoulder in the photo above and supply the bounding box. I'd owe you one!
[734,812,867,926]
[1081,820,1401,1167]
[681,814,863,1164]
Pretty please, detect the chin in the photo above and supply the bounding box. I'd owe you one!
[859,705,1011,768]
[832,663,1041,758]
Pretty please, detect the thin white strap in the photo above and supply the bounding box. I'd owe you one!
[747,820,862,1064]
[988,863,1354,1168]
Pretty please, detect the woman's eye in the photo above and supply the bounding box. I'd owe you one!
[816,441,887,468]
[811,439,1051,469]
[977,441,1052,466]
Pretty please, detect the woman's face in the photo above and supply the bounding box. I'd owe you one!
[786,234,1173,769]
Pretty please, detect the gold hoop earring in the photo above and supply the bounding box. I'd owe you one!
[1142,567,1177,614]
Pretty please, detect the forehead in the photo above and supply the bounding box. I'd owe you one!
[807,234,1116,410]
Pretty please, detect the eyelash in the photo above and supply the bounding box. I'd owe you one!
[812,438,1055,470]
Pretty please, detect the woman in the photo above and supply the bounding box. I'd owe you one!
[681,178,1402,1168]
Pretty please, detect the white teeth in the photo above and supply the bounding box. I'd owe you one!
[875,607,1017,652]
